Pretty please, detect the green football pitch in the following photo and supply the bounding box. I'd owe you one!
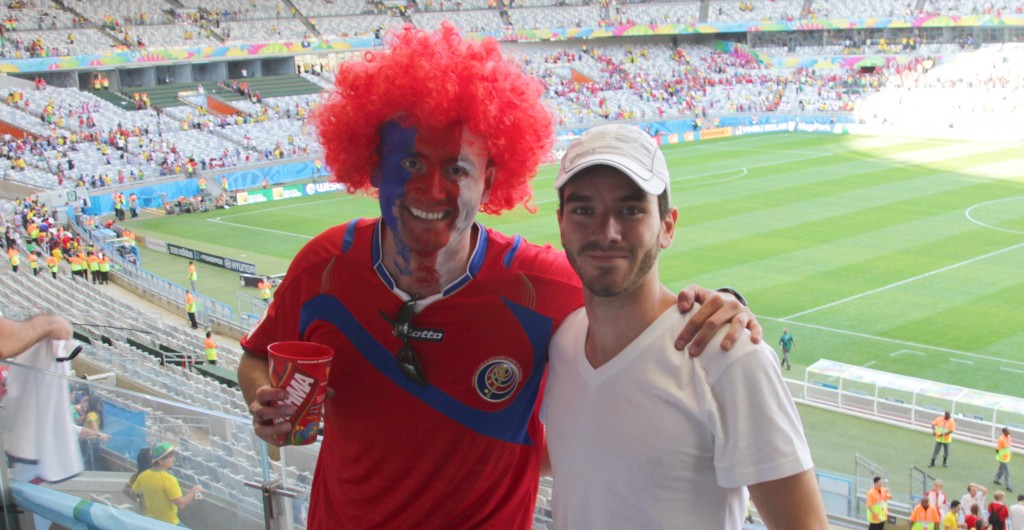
[124,131,1024,494]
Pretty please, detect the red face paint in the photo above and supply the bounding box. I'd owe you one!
[376,121,493,292]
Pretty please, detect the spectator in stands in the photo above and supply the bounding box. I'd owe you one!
[964,501,983,529]
[132,443,204,526]
[962,483,989,524]
[930,411,956,467]
[238,23,760,530]
[929,479,950,518]
[542,124,825,530]
[0,313,74,359]
[122,447,151,511]
[80,394,105,470]
[991,491,1011,529]
[1010,495,1024,530]
[942,500,961,530]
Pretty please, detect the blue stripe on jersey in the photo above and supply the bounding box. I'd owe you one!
[503,235,523,268]
[341,220,360,253]
[370,222,395,290]
[442,228,488,297]
[298,293,551,445]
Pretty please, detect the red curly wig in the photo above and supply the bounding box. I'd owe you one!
[313,23,553,215]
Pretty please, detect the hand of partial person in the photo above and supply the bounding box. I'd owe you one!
[39,314,73,341]
[674,285,762,356]
[248,385,295,447]
[98,432,111,442]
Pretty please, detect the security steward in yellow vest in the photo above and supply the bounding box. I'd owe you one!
[204,331,218,366]
[258,279,272,302]
[185,291,198,329]
[88,253,100,283]
[28,252,39,276]
[866,476,892,530]
[98,254,110,284]
[46,254,60,279]
[8,247,20,272]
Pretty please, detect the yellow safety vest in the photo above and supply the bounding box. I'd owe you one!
[204,338,217,361]
[997,436,1012,463]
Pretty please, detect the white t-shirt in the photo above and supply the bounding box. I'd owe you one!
[962,492,988,522]
[543,306,814,530]
[1009,502,1024,530]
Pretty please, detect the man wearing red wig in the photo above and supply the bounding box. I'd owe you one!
[239,23,760,529]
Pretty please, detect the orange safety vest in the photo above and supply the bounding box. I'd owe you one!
[204,337,217,361]
[932,417,955,443]
[866,486,891,523]
[997,434,1012,463]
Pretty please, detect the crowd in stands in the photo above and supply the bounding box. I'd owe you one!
[4,0,1024,59]
[0,1,1022,192]
[4,34,1023,191]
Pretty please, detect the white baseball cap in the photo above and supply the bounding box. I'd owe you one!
[555,124,670,199]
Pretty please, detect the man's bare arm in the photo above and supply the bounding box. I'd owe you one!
[0,314,73,359]
[748,469,828,530]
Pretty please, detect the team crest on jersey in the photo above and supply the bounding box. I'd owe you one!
[474,357,521,403]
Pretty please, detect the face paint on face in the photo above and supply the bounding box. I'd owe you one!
[375,120,494,291]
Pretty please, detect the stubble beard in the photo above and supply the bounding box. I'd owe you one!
[568,241,660,299]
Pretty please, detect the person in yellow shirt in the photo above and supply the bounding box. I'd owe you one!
[940,500,962,529]
[994,427,1013,492]
[867,476,893,530]
[910,496,941,530]
[132,443,204,525]
[930,411,956,467]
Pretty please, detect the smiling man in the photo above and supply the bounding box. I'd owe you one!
[238,25,761,529]
[544,124,826,530]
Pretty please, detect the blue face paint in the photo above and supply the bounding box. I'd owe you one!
[373,120,493,293]
[377,120,418,239]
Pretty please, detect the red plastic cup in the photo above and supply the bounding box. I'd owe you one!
[268,341,334,446]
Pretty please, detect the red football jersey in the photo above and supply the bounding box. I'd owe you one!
[243,219,581,529]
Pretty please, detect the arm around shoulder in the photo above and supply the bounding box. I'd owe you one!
[748,469,828,530]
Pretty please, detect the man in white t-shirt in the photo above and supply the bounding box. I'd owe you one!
[961,482,989,524]
[1009,494,1024,530]
[542,124,828,530]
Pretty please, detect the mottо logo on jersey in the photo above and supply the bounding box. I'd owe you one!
[474,357,522,403]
